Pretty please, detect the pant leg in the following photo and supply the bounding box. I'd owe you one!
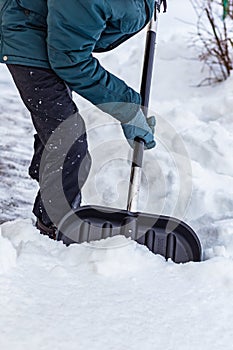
[28,133,47,224]
[7,64,91,226]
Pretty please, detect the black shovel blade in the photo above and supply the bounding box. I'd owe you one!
[56,205,202,263]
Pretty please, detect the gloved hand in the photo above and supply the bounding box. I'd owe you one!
[121,110,156,149]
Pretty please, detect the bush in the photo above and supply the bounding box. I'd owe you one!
[190,0,233,85]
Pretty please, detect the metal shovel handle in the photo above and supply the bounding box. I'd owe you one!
[127,4,160,212]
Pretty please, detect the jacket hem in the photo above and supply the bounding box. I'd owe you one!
[0,56,51,69]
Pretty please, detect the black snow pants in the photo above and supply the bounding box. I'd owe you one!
[7,64,91,227]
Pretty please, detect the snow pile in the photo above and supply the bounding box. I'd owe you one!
[85,236,152,277]
[1,220,233,350]
[0,227,17,274]
[200,219,233,259]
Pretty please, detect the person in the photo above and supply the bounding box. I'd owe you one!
[0,0,156,238]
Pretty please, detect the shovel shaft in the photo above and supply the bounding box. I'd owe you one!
[127,9,159,212]
[140,17,158,115]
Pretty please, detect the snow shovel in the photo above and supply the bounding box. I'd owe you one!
[56,2,202,263]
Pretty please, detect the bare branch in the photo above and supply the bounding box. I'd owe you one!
[190,0,233,84]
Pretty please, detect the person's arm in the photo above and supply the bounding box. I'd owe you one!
[47,0,141,123]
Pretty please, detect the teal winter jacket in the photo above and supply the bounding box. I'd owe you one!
[0,0,155,122]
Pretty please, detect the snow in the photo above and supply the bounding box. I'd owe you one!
[0,228,17,274]
[1,0,233,349]
[1,220,233,350]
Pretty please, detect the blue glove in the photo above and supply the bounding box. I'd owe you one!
[121,110,156,149]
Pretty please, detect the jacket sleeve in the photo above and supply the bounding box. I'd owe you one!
[47,0,142,123]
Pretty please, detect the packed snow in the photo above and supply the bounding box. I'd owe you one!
[1,0,233,349]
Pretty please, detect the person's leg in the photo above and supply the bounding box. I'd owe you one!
[7,64,91,229]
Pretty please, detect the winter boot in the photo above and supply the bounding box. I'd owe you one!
[36,219,57,240]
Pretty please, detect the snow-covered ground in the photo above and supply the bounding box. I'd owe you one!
[1,1,233,349]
